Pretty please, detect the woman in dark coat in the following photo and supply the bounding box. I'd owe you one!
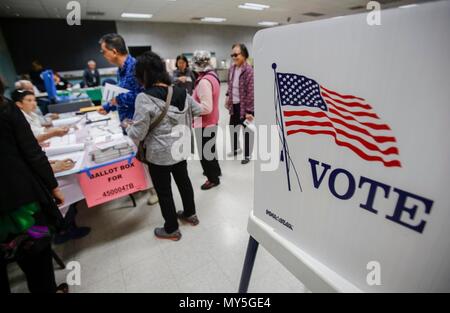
[0,79,67,293]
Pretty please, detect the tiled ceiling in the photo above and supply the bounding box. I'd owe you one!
[0,0,439,27]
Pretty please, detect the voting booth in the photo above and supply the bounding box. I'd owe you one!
[241,1,450,293]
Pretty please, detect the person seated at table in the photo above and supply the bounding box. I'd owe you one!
[47,160,92,245]
[15,79,40,95]
[14,80,58,119]
[53,73,72,91]
[11,90,69,143]
[83,60,101,87]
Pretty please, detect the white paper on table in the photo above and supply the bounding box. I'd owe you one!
[102,83,129,102]
[48,151,86,177]
[47,133,77,146]
[94,134,125,146]
[44,143,85,157]
[52,116,83,127]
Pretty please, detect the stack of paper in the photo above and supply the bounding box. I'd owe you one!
[90,138,134,164]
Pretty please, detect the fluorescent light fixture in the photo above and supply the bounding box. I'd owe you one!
[258,21,279,26]
[121,13,153,19]
[245,3,270,9]
[201,17,226,23]
[399,4,418,9]
[239,3,270,10]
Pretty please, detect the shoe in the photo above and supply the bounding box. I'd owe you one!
[201,180,220,190]
[147,190,159,205]
[53,226,91,245]
[227,148,242,157]
[241,158,251,165]
[53,232,70,245]
[177,211,200,226]
[154,227,182,241]
[56,283,69,294]
[69,226,91,240]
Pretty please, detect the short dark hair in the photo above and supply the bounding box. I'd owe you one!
[99,33,128,55]
[135,51,172,89]
[175,55,189,69]
[232,43,249,59]
[11,89,34,103]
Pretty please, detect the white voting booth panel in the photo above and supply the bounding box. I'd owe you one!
[250,1,450,292]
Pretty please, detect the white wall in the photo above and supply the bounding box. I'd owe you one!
[116,21,260,63]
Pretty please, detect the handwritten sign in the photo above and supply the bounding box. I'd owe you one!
[77,158,149,207]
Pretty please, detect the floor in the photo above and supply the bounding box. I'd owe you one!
[8,84,306,293]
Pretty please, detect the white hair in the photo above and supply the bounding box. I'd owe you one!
[15,80,33,90]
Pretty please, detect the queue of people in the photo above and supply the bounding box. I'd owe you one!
[0,31,254,293]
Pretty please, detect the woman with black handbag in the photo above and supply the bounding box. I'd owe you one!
[124,52,202,241]
[0,78,68,293]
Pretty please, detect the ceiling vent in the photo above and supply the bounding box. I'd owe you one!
[302,12,325,17]
[349,5,365,10]
[86,11,105,16]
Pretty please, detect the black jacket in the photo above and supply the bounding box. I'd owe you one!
[83,69,101,87]
[0,99,62,228]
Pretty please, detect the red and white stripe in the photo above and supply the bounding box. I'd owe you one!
[283,86,402,168]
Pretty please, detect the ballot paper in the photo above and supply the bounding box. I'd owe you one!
[102,83,129,102]
[48,151,86,177]
[48,134,77,146]
[52,116,83,127]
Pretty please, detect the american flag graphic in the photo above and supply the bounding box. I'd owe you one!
[276,72,401,168]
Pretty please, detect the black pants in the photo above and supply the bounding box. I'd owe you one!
[61,203,78,231]
[1,240,56,293]
[229,103,254,159]
[195,127,222,184]
[148,161,196,233]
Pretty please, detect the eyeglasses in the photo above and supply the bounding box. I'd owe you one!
[230,53,241,58]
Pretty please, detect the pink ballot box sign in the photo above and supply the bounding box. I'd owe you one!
[77,158,149,207]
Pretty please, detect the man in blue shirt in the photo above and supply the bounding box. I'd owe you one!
[98,33,142,121]
[98,33,158,206]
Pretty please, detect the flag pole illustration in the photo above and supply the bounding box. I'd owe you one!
[272,63,303,192]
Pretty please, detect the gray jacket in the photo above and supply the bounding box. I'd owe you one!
[127,90,202,166]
